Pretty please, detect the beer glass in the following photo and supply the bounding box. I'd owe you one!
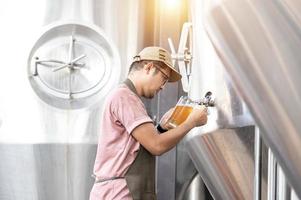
[167,96,197,128]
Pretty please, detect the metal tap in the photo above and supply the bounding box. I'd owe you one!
[197,91,215,107]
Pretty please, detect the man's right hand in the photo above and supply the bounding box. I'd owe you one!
[184,105,208,128]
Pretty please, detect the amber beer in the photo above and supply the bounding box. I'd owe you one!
[167,96,196,128]
[168,105,194,128]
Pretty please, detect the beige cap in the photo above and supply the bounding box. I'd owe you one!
[133,46,182,82]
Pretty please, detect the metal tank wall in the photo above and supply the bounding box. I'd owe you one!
[184,0,258,199]
[203,0,301,198]
[183,0,301,199]
[0,0,154,199]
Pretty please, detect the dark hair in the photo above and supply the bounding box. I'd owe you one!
[128,60,166,75]
[128,61,145,74]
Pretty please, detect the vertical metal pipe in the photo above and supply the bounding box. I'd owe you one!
[291,189,300,200]
[276,166,291,200]
[268,149,277,200]
[254,126,262,200]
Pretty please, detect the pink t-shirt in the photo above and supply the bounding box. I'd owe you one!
[90,84,153,200]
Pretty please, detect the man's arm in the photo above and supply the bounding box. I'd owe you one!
[132,105,207,156]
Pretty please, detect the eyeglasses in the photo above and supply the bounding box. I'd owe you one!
[153,65,169,84]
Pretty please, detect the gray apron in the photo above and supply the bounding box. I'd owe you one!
[95,79,156,200]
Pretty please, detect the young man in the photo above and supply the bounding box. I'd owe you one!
[90,46,208,200]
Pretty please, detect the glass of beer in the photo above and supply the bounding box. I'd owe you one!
[167,96,196,128]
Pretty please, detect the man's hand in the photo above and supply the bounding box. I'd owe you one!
[184,105,208,128]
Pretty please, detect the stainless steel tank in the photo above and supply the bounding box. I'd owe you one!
[184,0,301,199]
[0,0,153,199]
[185,0,257,199]
[203,0,301,198]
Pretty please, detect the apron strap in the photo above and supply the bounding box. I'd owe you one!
[94,176,125,183]
[123,78,141,99]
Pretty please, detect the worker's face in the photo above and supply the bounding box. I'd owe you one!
[144,62,171,98]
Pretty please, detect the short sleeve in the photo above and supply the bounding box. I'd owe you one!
[112,91,153,134]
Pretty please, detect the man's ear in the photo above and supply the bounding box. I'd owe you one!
[144,62,153,74]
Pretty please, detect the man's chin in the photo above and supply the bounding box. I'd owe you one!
[145,93,155,99]
[148,95,155,99]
